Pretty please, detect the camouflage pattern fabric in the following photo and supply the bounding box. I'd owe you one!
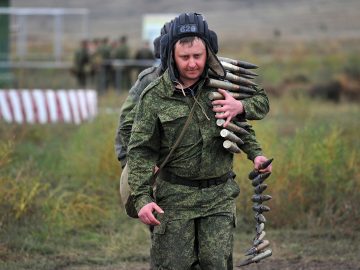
[127,69,263,212]
[115,66,162,166]
[151,205,236,269]
[240,86,269,120]
[114,67,269,167]
[126,69,265,269]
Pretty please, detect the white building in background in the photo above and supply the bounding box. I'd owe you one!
[142,14,176,49]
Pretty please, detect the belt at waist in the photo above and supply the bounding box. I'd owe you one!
[159,170,236,189]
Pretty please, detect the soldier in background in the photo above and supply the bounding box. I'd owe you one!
[113,35,131,90]
[98,37,112,91]
[72,40,89,88]
[109,39,120,89]
[134,40,155,75]
[88,38,101,86]
[113,35,130,60]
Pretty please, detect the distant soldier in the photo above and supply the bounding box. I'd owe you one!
[109,39,120,88]
[72,40,89,87]
[113,35,131,90]
[113,35,130,60]
[134,40,155,74]
[88,38,101,86]
[99,37,113,91]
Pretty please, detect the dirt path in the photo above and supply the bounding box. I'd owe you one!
[65,258,360,270]
[241,258,360,270]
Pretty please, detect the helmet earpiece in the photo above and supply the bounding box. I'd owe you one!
[209,30,218,54]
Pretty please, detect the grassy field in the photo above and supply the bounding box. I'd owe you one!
[0,91,359,269]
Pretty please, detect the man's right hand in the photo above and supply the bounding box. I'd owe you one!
[138,202,164,225]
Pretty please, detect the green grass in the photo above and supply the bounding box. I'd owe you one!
[234,95,360,230]
[1,93,359,269]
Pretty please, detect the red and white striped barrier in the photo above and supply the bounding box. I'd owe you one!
[0,89,97,124]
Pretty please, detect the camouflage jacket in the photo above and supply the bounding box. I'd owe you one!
[115,66,163,166]
[127,70,263,212]
[115,66,269,167]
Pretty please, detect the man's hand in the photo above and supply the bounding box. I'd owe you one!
[254,156,272,173]
[212,89,244,127]
[138,202,164,225]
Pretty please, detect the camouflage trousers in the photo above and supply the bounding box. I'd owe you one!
[150,177,240,270]
[151,214,235,270]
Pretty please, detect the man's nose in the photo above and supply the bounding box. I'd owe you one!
[188,58,196,67]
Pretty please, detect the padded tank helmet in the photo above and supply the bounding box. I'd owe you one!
[160,12,225,81]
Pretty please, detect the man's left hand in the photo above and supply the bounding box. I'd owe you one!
[254,156,272,173]
[212,89,244,127]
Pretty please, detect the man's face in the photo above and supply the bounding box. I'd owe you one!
[174,37,207,87]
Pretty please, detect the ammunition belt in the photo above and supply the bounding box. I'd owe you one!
[159,170,235,189]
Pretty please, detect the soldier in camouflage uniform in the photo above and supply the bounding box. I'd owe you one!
[113,35,131,89]
[125,13,272,270]
[134,40,155,75]
[72,40,89,87]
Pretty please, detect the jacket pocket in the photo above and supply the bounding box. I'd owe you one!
[158,105,200,147]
